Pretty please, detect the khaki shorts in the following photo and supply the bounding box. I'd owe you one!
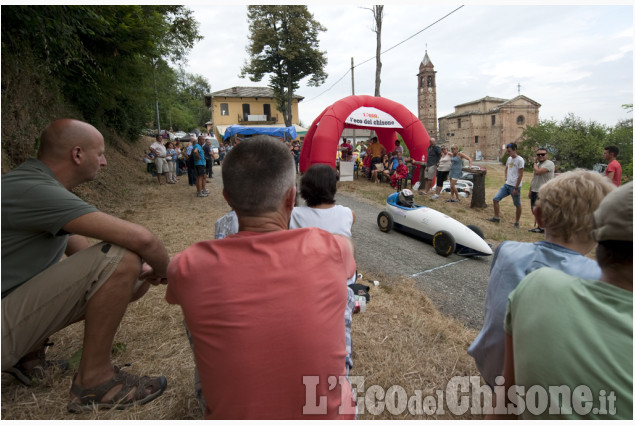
[1,242,126,370]
[155,157,169,174]
[424,164,438,180]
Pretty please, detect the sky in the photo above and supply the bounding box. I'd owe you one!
[180,2,633,128]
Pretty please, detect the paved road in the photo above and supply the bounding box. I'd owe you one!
[335,191,493,329]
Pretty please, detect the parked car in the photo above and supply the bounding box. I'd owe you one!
[593,163,607,174]
[206,136,220,164]
[441,179,473,197]
[174,131,187,140]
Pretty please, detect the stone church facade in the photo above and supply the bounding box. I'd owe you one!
[418,52,541,160]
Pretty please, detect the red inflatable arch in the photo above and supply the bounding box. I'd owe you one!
[299,95,430,183]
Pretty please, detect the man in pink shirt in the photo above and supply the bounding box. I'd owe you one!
[167,135,356,420]
[604,145,622,186]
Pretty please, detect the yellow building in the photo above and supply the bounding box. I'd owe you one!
[205,86,304,141]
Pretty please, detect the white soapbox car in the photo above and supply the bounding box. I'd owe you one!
[377,190,493,257]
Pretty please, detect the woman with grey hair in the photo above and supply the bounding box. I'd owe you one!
[468,169,615,388]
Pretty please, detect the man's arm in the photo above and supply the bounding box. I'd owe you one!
[515,168,524,188]
[62,211,170,277]
[486,333,517,419]
[533,163,550,176]
[333,234,356,278]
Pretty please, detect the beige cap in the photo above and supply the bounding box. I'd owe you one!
[592,181,633,242]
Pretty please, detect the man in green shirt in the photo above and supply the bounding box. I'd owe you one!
[495,182,633,419]
[2,119,170,412]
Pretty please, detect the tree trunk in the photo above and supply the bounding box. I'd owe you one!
[469,168,488,209]
[285,78,293,127]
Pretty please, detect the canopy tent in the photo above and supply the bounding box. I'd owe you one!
[299,95,430,182]
[220,124,300,141]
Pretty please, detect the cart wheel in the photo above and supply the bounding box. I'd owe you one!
[377,211,393,232]
[433,230,456,257]
[467,224,485,239]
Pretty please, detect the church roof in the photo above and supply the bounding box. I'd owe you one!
[499,95,542,108]
[454,96,508,108]
[439,95,540,119]
[420,51,434,69]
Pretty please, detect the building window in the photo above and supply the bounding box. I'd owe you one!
[491,115,496,126]
[242,104,251,118]
[457,118,461,129]
[517,115,525,125]
[427,75,434,87]
[475,136,479,144]
[263,103,271,120]
[220,103,229,116]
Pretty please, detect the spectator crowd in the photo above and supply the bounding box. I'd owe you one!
[2,119,631,420]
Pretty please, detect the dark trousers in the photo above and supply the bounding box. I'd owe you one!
[205,159,213,177]
[187,165,196,185]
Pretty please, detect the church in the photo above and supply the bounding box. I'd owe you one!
[417,51,541,161]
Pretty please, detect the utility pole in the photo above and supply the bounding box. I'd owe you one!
[351,57,356,145]
[152,58,161,134]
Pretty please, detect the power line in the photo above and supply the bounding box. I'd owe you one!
[303,5,465,104]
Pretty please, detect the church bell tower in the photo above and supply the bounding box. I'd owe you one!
[417,50,437,139]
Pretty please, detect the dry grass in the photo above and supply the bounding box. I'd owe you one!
[2,139,546,419]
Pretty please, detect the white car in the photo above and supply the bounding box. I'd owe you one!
[377,190,492,257]
[205,136,220,163]
[441,179,473,197]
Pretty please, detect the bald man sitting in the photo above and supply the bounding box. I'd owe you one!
[1,119,170,412]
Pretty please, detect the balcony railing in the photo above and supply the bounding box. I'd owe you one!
[237,114,278,125]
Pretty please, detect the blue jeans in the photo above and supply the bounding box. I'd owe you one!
[494,184,521,206]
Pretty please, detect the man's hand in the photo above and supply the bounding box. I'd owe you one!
[139,262,167,285]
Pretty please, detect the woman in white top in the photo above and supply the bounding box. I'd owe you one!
[431,145,452,200]
[289,164,357,374]
[290,164,356,240]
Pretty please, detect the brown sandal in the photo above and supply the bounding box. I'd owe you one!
[67,365,167,413]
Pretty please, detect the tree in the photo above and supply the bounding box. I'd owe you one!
[606,108,633,182]
[2,6,201,141]
[517,112,634,180]
[241,6,327,127]
[362,5,384,97]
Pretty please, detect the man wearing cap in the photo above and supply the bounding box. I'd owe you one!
[528,147,555,233]
[149,134,169,185]
[495,181,632,419]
